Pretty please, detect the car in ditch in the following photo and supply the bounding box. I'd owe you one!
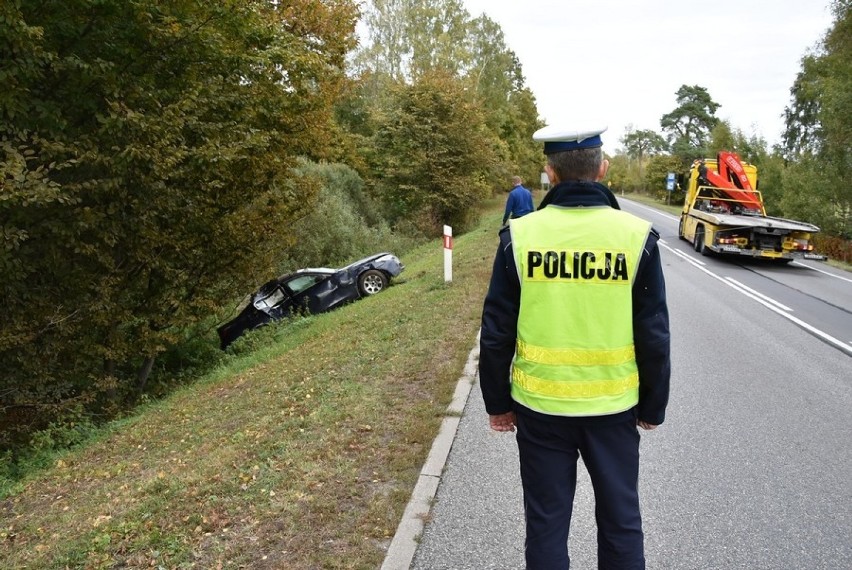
[217,252,404,349]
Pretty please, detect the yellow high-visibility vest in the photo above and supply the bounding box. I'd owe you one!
[509,206,651,416]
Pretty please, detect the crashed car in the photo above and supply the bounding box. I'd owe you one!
[218,252,404,349]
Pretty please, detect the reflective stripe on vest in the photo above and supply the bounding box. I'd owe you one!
[509,206,651,416]
[516,339,635,366]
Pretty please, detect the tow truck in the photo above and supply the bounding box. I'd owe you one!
[678,151,826,262]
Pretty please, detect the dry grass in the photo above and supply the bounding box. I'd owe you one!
[0,200,505,569]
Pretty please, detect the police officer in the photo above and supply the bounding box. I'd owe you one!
[502,175,535,225]
[479,124,671,570]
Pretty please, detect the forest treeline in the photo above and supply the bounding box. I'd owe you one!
[1,0,849,451]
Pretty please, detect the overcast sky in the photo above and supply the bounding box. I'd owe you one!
[460,0,834,153]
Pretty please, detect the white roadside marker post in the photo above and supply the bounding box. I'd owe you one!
[443,225,453,283]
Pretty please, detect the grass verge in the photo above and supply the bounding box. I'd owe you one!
[0,200,506,569]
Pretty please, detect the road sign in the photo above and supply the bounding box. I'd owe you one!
[666,172,676,191]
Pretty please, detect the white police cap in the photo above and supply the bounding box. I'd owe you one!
[533,125,607,154]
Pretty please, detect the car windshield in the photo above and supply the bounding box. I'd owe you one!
[254,287,287,310]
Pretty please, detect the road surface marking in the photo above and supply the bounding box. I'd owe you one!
[725,278,793,312]
[660,242,852,357]
[622,198,680,221]
[791,261,852,284]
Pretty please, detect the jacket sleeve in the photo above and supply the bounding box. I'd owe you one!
[479,230,519,415]
[632,229,671,425]
[502,192,515,224]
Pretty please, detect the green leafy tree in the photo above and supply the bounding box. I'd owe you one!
[354,0,470,81]
[621,127,668,161]
[354,0,414,80]
[660,85,721,161]
[619,126,668,191]
[407,0,470,78]
[369,71,496,234]
[644,155,685,203]
[707,121,770,164]
[499,87,546,188]
[353,3,542,192]
[0,0,358,440]
[603,153,636,194]
[753,152,787,217]
[707,121,737,156]
[464,15,520,102]
[462,14,537,184]
[277,159,414,271]
[781,0,850,237]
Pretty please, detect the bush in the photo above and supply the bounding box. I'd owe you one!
[1,407,98,497]
[280,160,418,271]
[813,233,852,264]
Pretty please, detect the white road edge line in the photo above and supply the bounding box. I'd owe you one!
[661,242,852,357]
[791,261,852,284]
[667,246,706,266]
[620,197,680,221]
[724,277,793,312]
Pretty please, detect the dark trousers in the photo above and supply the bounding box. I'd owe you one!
[516,413,645,570]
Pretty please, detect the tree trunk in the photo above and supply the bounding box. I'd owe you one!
[135,356,156,397]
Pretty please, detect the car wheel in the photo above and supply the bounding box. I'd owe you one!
[358,270,387,296]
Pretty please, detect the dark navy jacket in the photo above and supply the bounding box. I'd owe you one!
[480,181,671,426]
[502,184,535,224]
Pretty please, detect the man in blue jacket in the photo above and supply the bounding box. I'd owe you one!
[480,124,671,570]
[502,176,535,225]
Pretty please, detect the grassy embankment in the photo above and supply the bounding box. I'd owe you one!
[0,198,507,569]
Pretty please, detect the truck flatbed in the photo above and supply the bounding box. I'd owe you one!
[688,209,821,233]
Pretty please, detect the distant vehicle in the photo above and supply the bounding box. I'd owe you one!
[218,253,404,349]
[678,151,826,262]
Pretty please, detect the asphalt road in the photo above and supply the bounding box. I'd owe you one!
[407,198,852,569]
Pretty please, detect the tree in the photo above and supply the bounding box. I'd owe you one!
[603,153,639,194]
[459,14,541,187]
[407,0,470,78]
[352,2,542,190]
[644,155,686,203]
[660,85,721,160]
[0,0,358,440]
[781,0,851,237]
[353,0,471,81]
[368,71,496,234]
[620,127,668,162]
[707,121,737,156]
[354,0,414,80]
[499,87,545,188]
[617,126,668,192]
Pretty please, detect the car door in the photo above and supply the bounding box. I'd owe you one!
[283,273,336,315]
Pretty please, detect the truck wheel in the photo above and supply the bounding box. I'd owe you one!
[694,226,705,255]
[678,218,686,240]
